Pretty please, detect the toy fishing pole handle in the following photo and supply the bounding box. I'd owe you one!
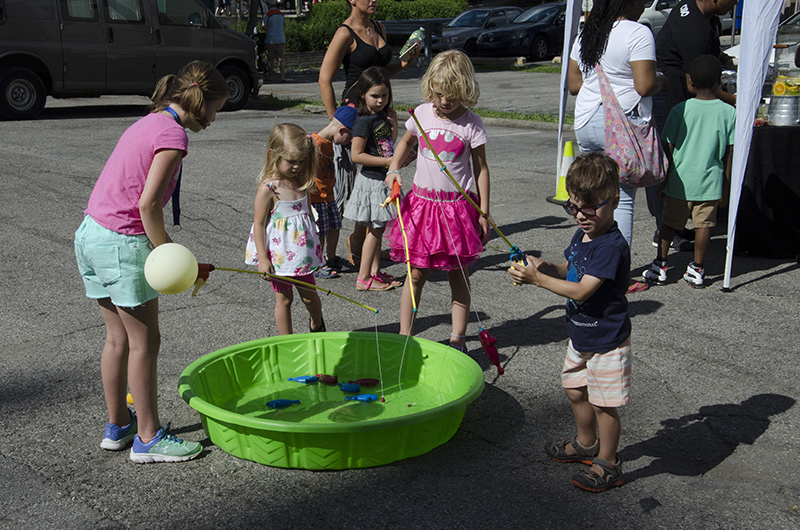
[510,249,527,286]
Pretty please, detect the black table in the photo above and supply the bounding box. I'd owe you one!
[735,125,800,259]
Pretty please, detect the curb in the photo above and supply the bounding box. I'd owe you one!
[302,104,563,131]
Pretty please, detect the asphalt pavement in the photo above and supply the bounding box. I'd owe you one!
[1,67,798,529]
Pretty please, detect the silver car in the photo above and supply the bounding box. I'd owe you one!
[432,6,523,56]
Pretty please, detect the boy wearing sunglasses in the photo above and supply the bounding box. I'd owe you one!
[509,153,631,492]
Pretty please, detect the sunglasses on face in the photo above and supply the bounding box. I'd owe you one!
[562,197,611,217]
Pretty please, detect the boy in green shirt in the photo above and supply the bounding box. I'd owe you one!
[644,54,735,288]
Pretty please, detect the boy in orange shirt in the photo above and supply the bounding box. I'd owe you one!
[311,105,357,278]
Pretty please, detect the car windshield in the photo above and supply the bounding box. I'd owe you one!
[448,9,490,28]
[514,5,560,24]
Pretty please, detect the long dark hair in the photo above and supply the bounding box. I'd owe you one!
[579,0,630,73]
[354,66,392,115]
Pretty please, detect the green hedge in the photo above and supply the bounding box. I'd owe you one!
[282,0,468,53]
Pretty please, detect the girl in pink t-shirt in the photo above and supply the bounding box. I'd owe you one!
[385,50,491,352]
[74,61,227,464]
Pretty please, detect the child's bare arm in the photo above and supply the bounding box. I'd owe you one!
[253,184,276,277]
[351,136,392,168]
[385,130,415,188]
[509,257,603,303]
[723,144,733,183]
[472,144,491,243]
[140,149,183,247]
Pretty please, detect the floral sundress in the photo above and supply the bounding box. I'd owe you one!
[245,192,323,276]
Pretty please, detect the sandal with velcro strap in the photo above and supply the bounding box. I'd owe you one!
[571,457,624,492]
[544,436,599,465]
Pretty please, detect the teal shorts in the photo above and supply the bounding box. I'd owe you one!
[74,215,159,308]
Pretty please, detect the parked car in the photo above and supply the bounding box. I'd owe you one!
[475,2,566,61]
[0,0,261,120]
[432,6,523,56]
[579,0,733,39]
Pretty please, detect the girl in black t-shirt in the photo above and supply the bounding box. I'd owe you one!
[343,67,401,291]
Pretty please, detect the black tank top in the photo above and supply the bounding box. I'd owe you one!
[340,23,392,104]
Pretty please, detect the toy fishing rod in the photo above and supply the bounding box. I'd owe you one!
[194,263,378,313]
[381,180,417,312]
[408,107,526,266]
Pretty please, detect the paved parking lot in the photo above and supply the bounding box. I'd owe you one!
[1,66,798,529]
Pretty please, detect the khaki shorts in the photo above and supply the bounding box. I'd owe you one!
[266,42,285,61]
[661,196,718,230]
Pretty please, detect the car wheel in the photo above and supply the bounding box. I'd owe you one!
[464,40,477,57]
[529,35,549,62]
[0,67,46,120]
[218,65,251,111]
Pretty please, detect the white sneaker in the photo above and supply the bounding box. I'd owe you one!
[643,260,668,285]
[683,263,704,288]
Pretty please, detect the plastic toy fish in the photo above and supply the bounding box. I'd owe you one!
[316,374,338,385]
[345,394,379,402]
[348,378,379,387]
[288,376,319,384]
[266,399,301,409]
[479,327,504,376]
[338,383,361,393]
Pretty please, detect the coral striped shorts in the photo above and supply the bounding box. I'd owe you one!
[561,338,631,408]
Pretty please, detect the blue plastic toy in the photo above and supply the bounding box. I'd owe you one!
[288,376,319,384]
[338,383,361,393]
[345,394,379,402]
[267,399,301,409]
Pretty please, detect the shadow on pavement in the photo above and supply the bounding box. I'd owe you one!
[619,393,796,483]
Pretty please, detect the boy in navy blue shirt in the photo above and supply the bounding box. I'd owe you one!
[509,153,631,492]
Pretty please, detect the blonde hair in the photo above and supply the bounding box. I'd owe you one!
[259,123,318,192]
[421,50,480,107]
[150,61,228,128]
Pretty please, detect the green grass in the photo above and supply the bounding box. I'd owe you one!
[514,64,563,74]
[472,108,573,124]
[247,94,573,124]
[247,94,318,111]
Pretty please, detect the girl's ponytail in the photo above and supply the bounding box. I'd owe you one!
[149,61,228,126]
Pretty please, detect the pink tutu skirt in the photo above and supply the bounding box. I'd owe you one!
[385,184,483,271]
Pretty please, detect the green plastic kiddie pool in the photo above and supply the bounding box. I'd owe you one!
[178,332,485,469]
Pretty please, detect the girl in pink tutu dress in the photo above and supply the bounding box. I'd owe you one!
[384,50,491,352]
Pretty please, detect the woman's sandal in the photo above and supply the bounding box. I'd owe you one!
[346,235,360,267]
[544,436,600,465]
[374,272,402,287]
[571,457,624,493]
[314,266,340,279]
[309,316,326,333]
[627,280,649,294]
[356,276,395,291]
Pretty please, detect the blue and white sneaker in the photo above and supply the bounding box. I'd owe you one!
[129,423,202,464]
[100,408,137,451]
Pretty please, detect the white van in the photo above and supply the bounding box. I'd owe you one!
[0,0,261,119]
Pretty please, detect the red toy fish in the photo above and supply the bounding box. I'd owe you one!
[479,327,504,375]
[316,374,338,385]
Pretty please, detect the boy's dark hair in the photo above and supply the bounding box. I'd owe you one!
[355,66,393,115]
[688,54,723,90]
[565,152,620,204]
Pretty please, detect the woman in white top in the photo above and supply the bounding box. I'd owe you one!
[568,0,667,279]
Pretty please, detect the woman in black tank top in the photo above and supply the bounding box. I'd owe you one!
[318,0,420,120]
[318,0,420,270]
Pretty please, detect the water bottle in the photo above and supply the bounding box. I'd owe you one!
[400,27,424,62]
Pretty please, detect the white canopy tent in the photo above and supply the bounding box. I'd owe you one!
[555,0,785,290]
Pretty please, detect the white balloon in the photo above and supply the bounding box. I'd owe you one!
[144,243,198,295]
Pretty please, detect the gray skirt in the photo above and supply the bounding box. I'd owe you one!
[343,171,396,228]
